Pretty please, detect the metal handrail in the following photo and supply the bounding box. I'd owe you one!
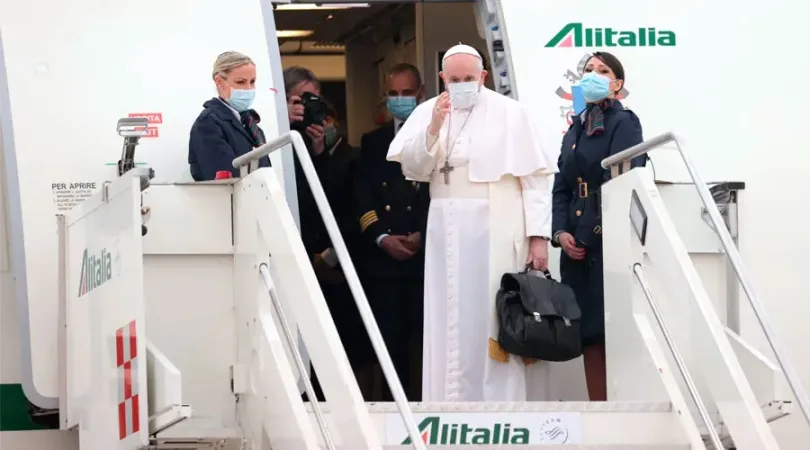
[235,131,426,449]
[232,133,292,169]
[600,131,676,168]
[602,132,810,427]
[259,264,336,450]
[633,264,724,449]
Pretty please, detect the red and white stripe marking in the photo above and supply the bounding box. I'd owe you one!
[116,320,140,440]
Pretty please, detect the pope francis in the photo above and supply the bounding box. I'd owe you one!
[387,44,558,401]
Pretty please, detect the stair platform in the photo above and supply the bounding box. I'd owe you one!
[146,417,243,450]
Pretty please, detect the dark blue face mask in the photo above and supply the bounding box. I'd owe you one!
[387,96,418,120]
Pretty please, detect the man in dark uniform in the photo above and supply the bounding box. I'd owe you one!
[354,63,429,401]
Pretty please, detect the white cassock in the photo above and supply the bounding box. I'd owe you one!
[387,87,558,401]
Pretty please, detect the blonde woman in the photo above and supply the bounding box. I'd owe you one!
[189,51,270,181]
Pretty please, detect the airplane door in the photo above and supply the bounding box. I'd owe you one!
[473,0,517,99]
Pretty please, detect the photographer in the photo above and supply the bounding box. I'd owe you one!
[283,67,333,257]
[283,67,374,399]
[285,67,330,156]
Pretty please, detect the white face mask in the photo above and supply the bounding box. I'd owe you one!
[447,81,480,109]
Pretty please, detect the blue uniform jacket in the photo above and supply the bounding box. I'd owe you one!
[552,100,645,248]
[188,98,270,181]
[353,122,430,278]
[551,100,645,344]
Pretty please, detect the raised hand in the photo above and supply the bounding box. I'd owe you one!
[428,92,451,135]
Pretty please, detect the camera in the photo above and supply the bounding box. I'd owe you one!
[299,92,329,128]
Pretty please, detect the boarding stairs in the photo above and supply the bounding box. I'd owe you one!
[44,108,809,450]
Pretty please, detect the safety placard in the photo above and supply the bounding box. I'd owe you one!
[127,112,163,124]
[141,126,159,138]
[51,181,100,212]
[116,320,140,440]
[128,112,161,138]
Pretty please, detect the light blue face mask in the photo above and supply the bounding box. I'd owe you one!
[579,72,612,103]
[387,96,418,120]
[228,89,256,112]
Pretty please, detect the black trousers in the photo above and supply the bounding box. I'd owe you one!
[365,275,424,401]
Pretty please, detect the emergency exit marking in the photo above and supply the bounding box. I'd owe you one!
[116,320,140,440]
[134,127,159,138]
[128,113,162,124]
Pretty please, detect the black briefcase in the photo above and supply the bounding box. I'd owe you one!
[496,269,582,362]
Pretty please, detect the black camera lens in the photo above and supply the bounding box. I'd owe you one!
[300,92,329,128]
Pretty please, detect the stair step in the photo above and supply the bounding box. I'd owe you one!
[144,437,243,450]
[306,401,686,447]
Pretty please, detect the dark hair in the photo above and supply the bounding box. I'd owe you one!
[589,51,625,84]
[283,66,320,95]
[388,63,423,87]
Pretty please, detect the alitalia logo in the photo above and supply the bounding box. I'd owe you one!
[77,248,113,297]
[402,416,529,445]
[545,23,676,48]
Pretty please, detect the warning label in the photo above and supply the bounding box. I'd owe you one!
[142,126,159,138]
[128,112,161,138]
[132,126,159,138]
[128,113,163,124]
[51,181,99,212]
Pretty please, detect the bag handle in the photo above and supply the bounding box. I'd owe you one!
[522,264,553,280]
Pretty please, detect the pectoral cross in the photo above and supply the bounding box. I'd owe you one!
[440,161,454,184]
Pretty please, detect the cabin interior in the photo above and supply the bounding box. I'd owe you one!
[275,1,493,146]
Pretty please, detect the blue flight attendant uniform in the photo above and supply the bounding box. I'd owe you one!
[551,99,645,347]
[188,98,270,181]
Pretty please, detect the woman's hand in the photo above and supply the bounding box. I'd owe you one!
[306,123,326,155]
[287,95,304,123]
[527,237,549,270]
[558,232,586,260]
